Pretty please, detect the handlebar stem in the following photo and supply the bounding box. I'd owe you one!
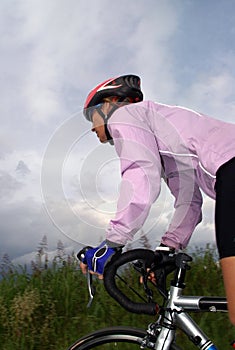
[171,253,192,288]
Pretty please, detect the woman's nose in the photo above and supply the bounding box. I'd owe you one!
[91,122,95,132]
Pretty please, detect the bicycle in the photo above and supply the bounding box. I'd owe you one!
[67,248,233,350]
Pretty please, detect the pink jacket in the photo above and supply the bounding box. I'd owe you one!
[106,101,235,250]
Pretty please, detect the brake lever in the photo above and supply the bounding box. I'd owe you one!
[77,246,96,308]
[133,260,153,302]
[87,272,96,308]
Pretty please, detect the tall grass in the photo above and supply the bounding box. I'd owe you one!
[0,245,233,349]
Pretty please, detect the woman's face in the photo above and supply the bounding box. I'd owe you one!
[91,110,108,143]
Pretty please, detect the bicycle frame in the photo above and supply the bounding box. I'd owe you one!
[153,285,227,350]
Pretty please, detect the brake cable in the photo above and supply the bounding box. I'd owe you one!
[115,272,149,303]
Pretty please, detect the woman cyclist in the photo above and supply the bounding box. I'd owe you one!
[80,75,235,326]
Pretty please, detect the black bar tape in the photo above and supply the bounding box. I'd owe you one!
[104,249,160,315]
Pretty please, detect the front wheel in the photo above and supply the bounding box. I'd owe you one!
[67,326,181,350]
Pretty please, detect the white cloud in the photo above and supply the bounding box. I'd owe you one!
[180,70,235,121]
[0,171,22,199]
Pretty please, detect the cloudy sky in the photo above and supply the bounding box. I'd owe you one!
[1,0,235,264]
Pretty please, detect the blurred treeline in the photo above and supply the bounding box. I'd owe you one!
[0,237,233,350]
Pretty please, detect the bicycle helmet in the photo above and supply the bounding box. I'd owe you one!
[83,74,143,122]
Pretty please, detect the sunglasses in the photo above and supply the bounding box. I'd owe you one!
[85,104,103,122]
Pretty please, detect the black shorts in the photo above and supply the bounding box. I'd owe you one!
[215,157,235,259]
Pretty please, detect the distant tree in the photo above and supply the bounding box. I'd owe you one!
[37,235,48,256]
[53,240,67,266]
[35,235,48,270]
[139,230,151,249]
[56,240,66,259]
[0,253,14,277]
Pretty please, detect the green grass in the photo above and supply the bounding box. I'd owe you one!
[0,245,233,349]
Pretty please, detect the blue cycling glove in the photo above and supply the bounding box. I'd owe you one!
[80,240,123,275]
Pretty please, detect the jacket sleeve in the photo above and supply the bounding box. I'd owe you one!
[161,161,203,250]
[106,121,162,245]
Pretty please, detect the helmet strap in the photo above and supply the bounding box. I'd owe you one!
[96,107,114,145]
[96,100,129,145]
[105,124,114,145]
